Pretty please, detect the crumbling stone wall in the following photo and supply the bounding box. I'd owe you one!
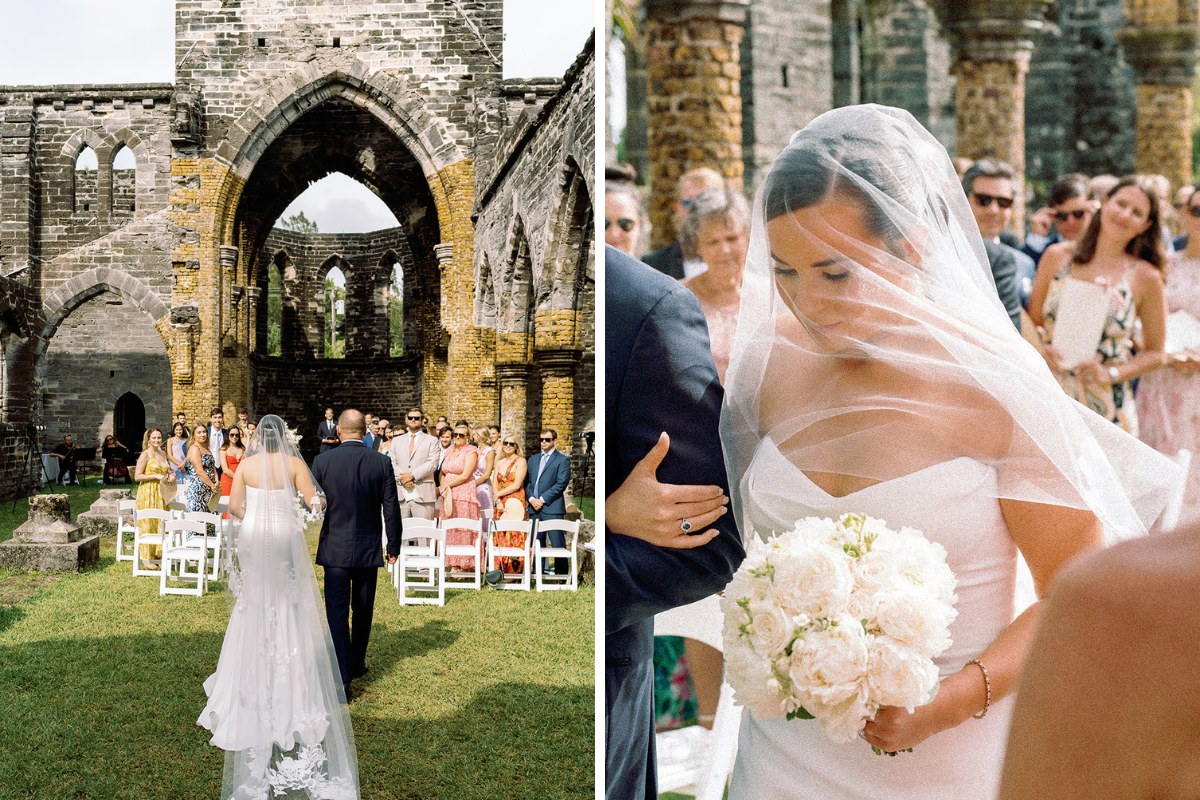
[0,276,40,503]
[473,39,595,474]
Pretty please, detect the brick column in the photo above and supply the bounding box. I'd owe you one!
[938,2,1052,231]
[495,362,531,441]
[1118,8,1199,191]
[644,0,749,248]
[535,350,580,451]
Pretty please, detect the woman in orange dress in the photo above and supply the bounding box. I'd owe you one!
[438,424,480,570]
[218,426,245,514]
[490,433,528,573]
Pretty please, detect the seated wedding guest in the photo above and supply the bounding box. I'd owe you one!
[606,178,650,257]
[643,166,727,279]
[679,186,751,382]
[472,425,496,533]
[1138,183,1200,528]
[1020,173,1098,272]
[491,433,528,573]
[219,425,245,506]
[1029,175,1169,435]
[166,421,189,483]
[50,434,79,486]
[134,428,174,568]
[184,425,220,513]
[102,434,132,485]
[438,424,480,570]
[999,528,1200,799]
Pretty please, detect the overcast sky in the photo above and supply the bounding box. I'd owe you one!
[0,0,595,233]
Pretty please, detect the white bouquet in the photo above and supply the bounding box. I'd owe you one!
[721,513,957,746]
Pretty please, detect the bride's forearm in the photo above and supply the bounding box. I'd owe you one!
[944,601,1042,724]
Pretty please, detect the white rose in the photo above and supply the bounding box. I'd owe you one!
[723,639,778,708]
[770,542,854,619]
[866,636,940,711]
[746,602,796,657]
[873,589,954,656]
[854,548,898,597]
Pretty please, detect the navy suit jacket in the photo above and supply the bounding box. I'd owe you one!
[604,247,745,800]
[311,440,402,569]
[524,449,570,518]
[984,239,1027,329]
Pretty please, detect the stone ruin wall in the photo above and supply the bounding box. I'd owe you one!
[473,40,595,487]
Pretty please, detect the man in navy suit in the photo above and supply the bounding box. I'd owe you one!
[524,428,572,574]
[311,408,402,698]
[207,407,228,479]
[317,407,339,454]
[605,246,745,799]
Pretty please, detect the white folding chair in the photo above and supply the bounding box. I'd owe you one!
[160,518,208,596]
[441,517,483,589]
[486,519,533,591]
[114,499,137,563]
[533,518,581,591]
[131,508,172,577]
[396,527,445,606]
[654,595,741,800]
[184,511,223,581]
[392,517,440,588]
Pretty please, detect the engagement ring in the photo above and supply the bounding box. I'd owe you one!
[680,519,693,533]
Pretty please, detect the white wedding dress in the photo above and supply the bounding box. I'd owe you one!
[198,486,358,800]
[728,440,1034,800]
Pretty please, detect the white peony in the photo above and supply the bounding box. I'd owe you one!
[769,540,854,619]
[873,589,955,656]
[866,636,940,710]
[746,600,796,657]
[787,615,868,702]
[724,642,781,708]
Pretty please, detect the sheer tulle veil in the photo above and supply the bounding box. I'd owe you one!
[720,104,1183,545]
[198,414,360,800]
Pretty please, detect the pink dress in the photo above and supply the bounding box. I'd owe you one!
[1138,255,1200,527]
[441,444,481,569]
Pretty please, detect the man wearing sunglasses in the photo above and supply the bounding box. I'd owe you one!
[524,428,571,574]
[1021,173,1100,269]
[963,158,1033,328]
[388,408,441,519]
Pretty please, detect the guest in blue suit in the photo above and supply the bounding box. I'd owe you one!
[604,246,745,799]
[524,429,572,574]
[311,409,402,698]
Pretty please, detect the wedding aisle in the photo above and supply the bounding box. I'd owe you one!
[0,493,594,800]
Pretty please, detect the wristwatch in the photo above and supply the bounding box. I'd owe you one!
[1108,366,1120,383]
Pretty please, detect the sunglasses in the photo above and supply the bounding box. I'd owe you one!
[452,433,467,439]
[1054,209,1090,223]
[406,415,422,421]
[605,217,636,233]
[972,192,1014,210]
[502,441,516,447]
[229,433,240,438]
[539,437,554,442]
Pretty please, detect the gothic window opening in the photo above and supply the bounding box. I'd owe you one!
[267,251,287,357]
[112,145,137,214]
[384,253,404,357]
[74,146,98,213]
[321,260,347,359]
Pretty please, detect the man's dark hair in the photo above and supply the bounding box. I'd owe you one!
[961,158,1015,195]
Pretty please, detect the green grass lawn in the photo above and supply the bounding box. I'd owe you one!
[0,484,596,800]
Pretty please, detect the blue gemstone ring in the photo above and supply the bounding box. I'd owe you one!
[680,519,693,533]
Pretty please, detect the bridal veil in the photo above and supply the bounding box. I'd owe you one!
[197,414,359,800]
[720,104,1182,545]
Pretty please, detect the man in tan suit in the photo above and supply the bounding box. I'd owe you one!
[388,407,441,519]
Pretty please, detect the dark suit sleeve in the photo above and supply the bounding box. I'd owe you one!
[605,280,745,635]
[986,241,1023,330]
[381,458,401,557]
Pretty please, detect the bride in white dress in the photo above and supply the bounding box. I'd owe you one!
[720,106,1182,799]
[197,414,358,800]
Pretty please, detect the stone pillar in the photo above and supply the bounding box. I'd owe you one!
[77,487,134,539]
[535,350,581,451]
[1118,9,1199,191]
[495,362,530,441]
[644,0,749,247]
[937,2,1053,231]
[0,494,99,572]
[831,0,860,108]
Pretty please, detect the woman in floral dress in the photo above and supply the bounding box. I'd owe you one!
[184,425,220,513]
[490,433,528,574]
[438,424,480,571]
[1139,185,1200,526]
[1030,175,1170,435]
[472,426,495,534]
[134,428,174,567]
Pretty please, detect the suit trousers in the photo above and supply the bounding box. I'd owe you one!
[399,499,434,520]
[323,565,378,687]
[534,512,567,574]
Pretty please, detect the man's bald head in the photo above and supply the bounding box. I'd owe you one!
[337,409,365,439]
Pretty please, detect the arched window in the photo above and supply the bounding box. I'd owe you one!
[321,260,347,359]
[267,251,286,357]
[112,145,137,214]
[74,147,98,213]
[384,254,404,357]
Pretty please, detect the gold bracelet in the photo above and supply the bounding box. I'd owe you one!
[966,658,991,719]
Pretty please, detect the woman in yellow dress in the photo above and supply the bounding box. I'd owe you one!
[134,427,174,568]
